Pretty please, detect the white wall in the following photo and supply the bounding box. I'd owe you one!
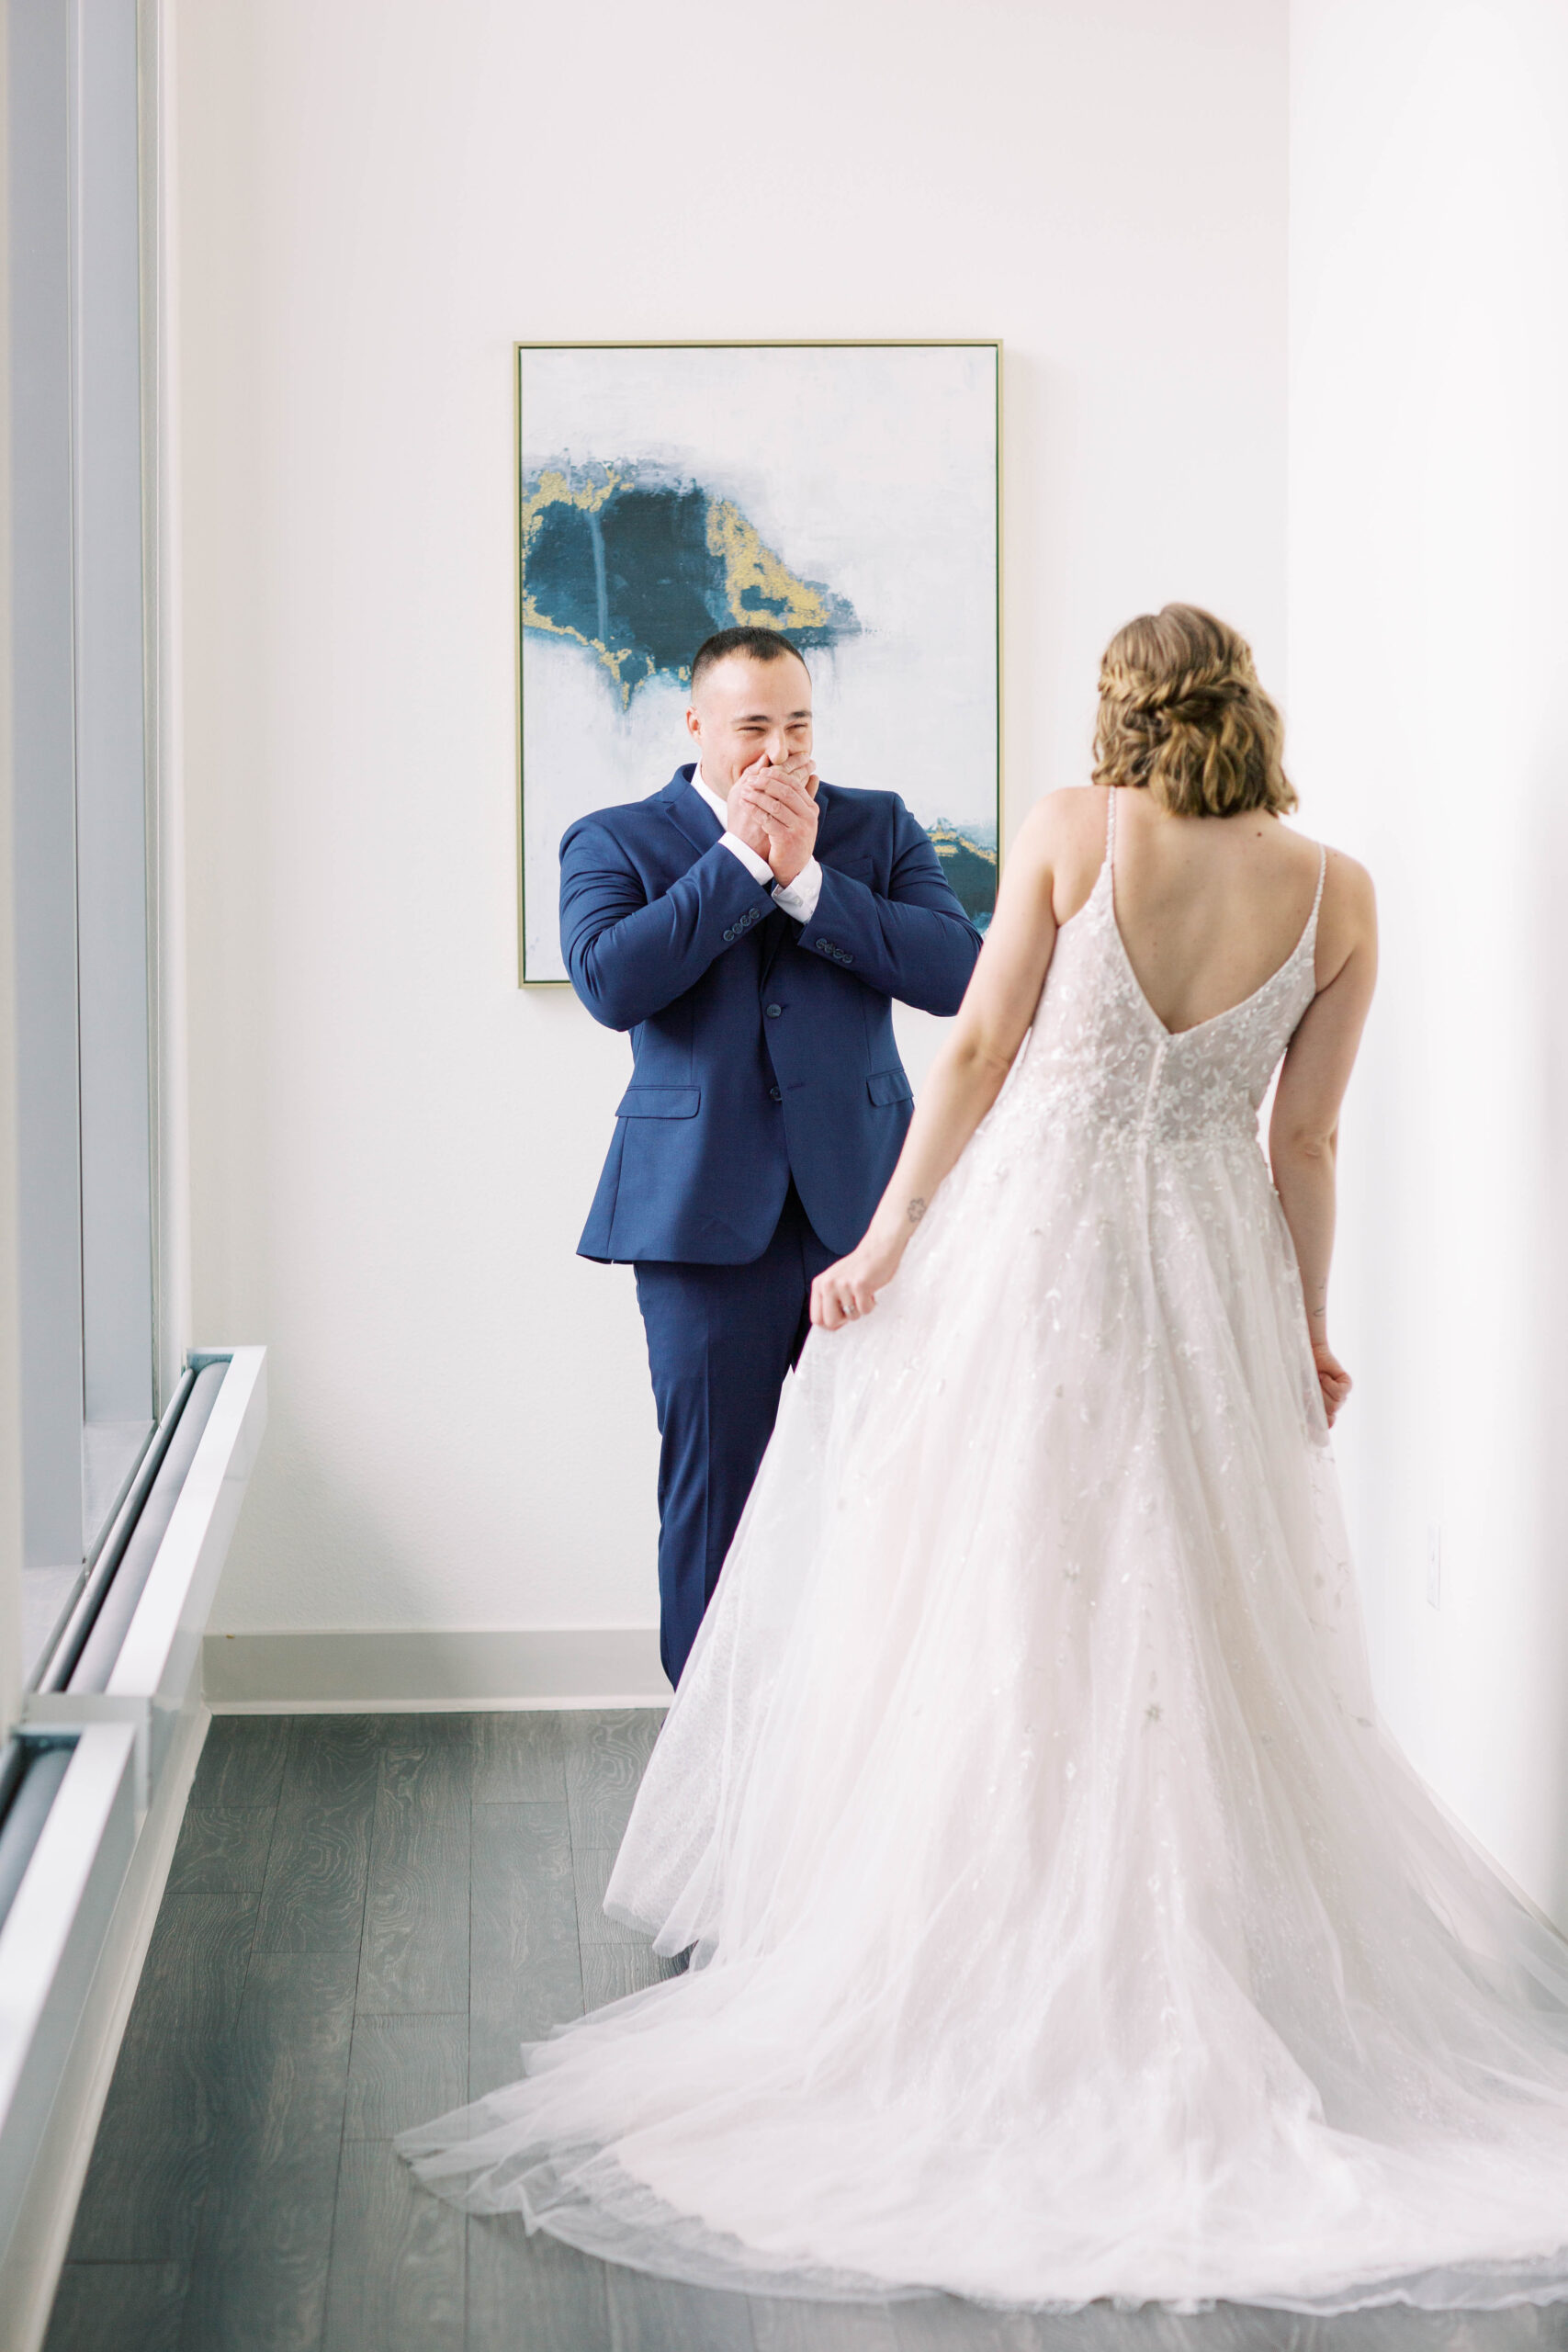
[176,0,1289,1661]
[1290,0,1568,1919]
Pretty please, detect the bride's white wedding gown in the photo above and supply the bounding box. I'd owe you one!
[400,794,1568,2312]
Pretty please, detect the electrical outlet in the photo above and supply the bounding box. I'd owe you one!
[1427,1523,1442,1610]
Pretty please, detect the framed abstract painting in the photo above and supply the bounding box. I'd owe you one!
[515,340,1001,985]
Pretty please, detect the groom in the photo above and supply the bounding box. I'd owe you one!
[560,628,983,1684]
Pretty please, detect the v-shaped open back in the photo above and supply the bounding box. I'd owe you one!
[1100,785,1326,1043]
[1014,789,1324,1152]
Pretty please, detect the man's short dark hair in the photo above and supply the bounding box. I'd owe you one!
[690,628,809,696]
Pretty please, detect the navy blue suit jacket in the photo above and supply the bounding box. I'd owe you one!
[561,765,984,1263]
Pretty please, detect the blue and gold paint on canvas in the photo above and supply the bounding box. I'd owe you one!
[522,458,996,927]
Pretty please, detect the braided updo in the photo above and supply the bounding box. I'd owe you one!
[1091,605,1296,818]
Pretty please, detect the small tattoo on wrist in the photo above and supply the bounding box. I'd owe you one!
[907,1197,927,1226]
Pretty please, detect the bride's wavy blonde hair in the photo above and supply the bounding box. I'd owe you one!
[1092,604,1296,817]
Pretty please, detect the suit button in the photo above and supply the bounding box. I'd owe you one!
[764,1002,783,1019]
[722,927,733,942]
[770,1086,782,1102]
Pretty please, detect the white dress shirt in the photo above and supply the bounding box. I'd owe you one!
[691,768,824,926]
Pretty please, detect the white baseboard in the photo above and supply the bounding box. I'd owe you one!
[203,1625,671,1712]
[0,1702,210,2352]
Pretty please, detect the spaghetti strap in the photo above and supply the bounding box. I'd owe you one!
[1105,786,1119,871]
[1311,841,1327,917]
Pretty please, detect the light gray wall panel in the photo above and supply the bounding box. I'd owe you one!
[8,0,86,1573]
[73,0,152,1441]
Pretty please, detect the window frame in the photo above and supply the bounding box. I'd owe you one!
[8,0,162,1691]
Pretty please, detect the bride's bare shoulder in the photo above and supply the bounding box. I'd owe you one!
[1314,842,1376,920]
[1010,787,1110,867]
[1014,786,1107,842]
[1009,786,1112,922]
[1314,842,1377,987]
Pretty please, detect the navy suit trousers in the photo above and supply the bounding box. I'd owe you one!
[634,1185,836,1687]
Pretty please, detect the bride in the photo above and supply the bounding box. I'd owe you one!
[401,605,1568,2313]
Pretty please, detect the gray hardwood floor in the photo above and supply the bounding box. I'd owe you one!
[42,1713,1568,2352]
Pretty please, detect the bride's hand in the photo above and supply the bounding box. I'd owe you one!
[1313,1340,1351,1426]
[810,1234,906,1330]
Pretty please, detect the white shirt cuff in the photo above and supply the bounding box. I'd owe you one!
[772,856,823,923]
[719,831,774,888]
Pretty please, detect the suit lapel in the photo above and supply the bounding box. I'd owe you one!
[660,766,723,861]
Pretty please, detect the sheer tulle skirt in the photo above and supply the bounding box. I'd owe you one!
[400,1059,1568,2311]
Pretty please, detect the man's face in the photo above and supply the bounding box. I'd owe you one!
[685,653,814,796]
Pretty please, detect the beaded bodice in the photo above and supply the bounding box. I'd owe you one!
[1008,791,1325,1153]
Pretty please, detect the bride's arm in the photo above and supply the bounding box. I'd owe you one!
[810,798,1068,1330]
[1268,852,1378,1425]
